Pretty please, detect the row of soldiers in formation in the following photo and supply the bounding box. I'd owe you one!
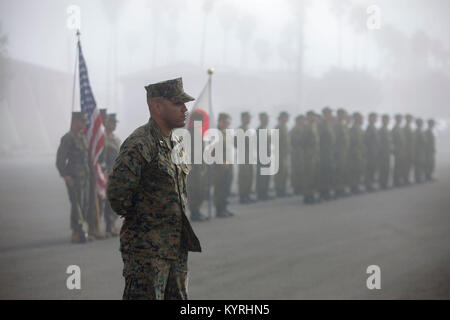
[56,109,121,243]
[186,108,437,221]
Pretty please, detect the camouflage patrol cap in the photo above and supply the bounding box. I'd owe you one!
[218,113,231,121]
[145,77,195,104]
[106,113,118,124]
[353,112,362,118]
[405,114,413,120]
[296,114,305,121]
[322,106,332,114]
[241,111,250,118]
[369,112,377,118]
[382,114,390,120]
[278,111,289,118]
[337,108,347,115]
[100,108,107,119]
[72,111,86,121]
[259,112,268,118]
[190,110,204,121]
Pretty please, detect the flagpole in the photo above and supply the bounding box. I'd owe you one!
[71,30,81,112]
[207,68,214,220]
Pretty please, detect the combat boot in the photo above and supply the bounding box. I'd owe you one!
[191,210,208,222]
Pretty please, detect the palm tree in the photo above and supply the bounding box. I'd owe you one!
[236,14,256,69]
[253,39,271,70]
[0,21,9,102]
[278,23,297,70]
[201,0,216,68]
[217,2,238,67]
[329,0,352,68]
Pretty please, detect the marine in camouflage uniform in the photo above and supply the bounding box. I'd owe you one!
[301,111,320,204]
[318,107,336,200]
[106,78,201,300]
[56,112,91,243]
[378,114,392,190]
[186,111,208,222]
[274,111,290,197]
[101,113,121,237]
[213,113,235,217]
[256,112,272,201]
[391,114,405,187]
[348,112,365,194]
[413,118,426,183]
[364,113,379,192]
[403,114,414,185]
[334,109,350,197]
[237,112,255,204]
[424,119,436,181]
[290,115,305,196]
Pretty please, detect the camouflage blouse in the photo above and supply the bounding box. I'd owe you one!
[106,118,201,260]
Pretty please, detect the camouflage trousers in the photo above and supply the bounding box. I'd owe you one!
[238,164,254,198]
[122,249,188,300]
[256,164,271,199]
[65,178,89,231]
[187,164,207,213]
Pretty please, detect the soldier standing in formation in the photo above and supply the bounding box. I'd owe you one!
[256,112,272,201]
[334,109,350,197]
[213,113,235,218]
[348,112,365,194]
[377,114,392,190]
[318,107,336,200]
[56,112,91,243]
[403,114,414,185]
[290,115,305,196]
[424,119,436,181]
[274,111,290,197]
[413,118,426,183]
[102,113,121,237]
[186,111,208,222]
[107,77,201,300]
[301,111,320,204]
[364,113,379,192]
[237,112,255,204]
[391,114,404,187]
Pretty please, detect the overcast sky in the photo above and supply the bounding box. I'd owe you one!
[1,0,449,76]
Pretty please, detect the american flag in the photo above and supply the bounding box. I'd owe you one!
[78,40,106,198]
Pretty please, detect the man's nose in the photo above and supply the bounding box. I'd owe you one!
[181,104,188,113]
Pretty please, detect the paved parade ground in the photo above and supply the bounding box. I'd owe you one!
[0,154,450,299]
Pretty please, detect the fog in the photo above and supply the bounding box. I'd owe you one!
[0,0,449,154]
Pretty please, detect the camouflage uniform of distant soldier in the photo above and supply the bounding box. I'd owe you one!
[274,111,290,197]
[391,115,405,186]
[101,113,121,236]
[348,112,365,194]
[364,113,379,192]
[256,112,272,201]
[290,115,305,196]
[378,115,392,189]
[56,112,91,243]
[301,111,320,204]
[413,118,426,183]
[334,109,350,197]
[403,114,414,184]
[237,112,255,204]
[106,78,201,300]
[424,119,436,181]
[186,111,208,222]
[318,107,336,200]
[213,113,235,217]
